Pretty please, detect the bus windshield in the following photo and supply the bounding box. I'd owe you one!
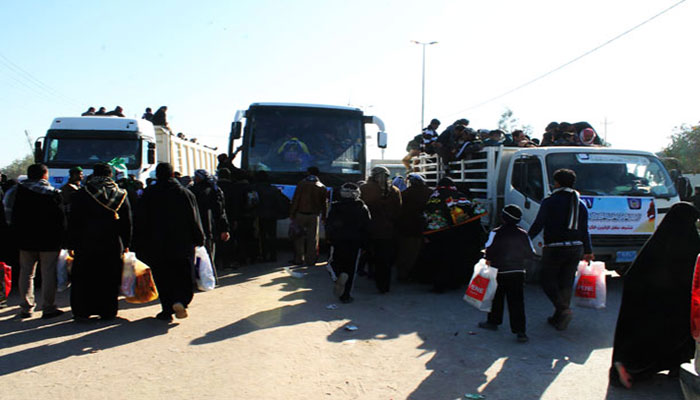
[245,108,364,175]
[545,152,678,198]
[45,136,141,169]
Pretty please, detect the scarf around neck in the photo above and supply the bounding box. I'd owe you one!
[551,186,580,230]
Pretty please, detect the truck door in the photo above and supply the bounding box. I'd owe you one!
[507,155,546,233]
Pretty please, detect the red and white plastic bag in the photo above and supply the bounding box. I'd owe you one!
[573,261,606,309]
[463,259,498,312]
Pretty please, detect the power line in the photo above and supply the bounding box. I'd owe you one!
[0,52,81,106]
[446,0,687,117]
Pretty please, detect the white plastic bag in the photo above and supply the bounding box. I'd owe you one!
[573,261,606,309]
[195,246,216,291]
[56,249,71,292]
[463,259,499,312]
[120,252,137,297]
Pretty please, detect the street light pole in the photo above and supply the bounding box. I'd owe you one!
[411,40,438,130]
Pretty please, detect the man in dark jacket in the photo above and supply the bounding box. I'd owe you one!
[395,173,432,281]
[290,166,328,266]
[67,163,131,320]
[189,169,230,276]
[529,168,594,331]
[254,170,290,262]
[134,163,205,321]
[360,166,402,293]
[326,182,371,303]
[478,205,535,342]
[10,163,65,319]
[215,168,238,269]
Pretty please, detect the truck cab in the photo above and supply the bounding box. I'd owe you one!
[35,117,157,186]
[416,145,679,270]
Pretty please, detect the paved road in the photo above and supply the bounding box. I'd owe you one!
[0,253,684,399]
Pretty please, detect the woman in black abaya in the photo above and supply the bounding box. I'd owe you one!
[610,202,700,388]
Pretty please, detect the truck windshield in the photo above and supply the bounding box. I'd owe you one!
[45,136,141,169]
[245,108,364,174]
[546,152,678,198]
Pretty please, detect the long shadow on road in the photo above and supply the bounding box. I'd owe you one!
[0,317,175,376]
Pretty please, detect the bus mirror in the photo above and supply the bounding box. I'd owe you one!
[147,142,156,164]
[231,121,242,140]
[377,131,388,149]
[34,139,43,163]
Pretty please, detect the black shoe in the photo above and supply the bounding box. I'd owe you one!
[155,312,173,322]
[556,310,573,331]
[478,321,498,331]
[516,333,529,343]
[41,309,65,319]
[18,310,33,319]
[340,296,354,304]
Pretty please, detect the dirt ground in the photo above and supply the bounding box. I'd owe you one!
[0,252,685,400]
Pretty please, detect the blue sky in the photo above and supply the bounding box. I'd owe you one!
[1,0,698,167]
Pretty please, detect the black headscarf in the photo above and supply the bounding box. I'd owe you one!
[611,202,700,383]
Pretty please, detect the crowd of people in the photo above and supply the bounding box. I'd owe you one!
[403,117,603,172]
[1,128,700,389]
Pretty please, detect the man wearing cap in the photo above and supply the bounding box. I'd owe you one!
[189,169,230,278]
[528,168,594,331]
[290,166,328,266]
[61,166,83,215]
[478,204,535,343]
[360,166,402,293]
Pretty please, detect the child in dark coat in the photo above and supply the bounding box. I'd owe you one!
[325,183,371,303]
[478,204,535,342]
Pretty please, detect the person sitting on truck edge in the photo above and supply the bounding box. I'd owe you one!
[95,107,107,116]
[482,130,505,146]
[142,107,154,122]
[436,118,469,155]
[528,168,594,331]
[454,128,483,160]
[152,106,169,128]
[478,204,535,343]
[81,107,96,116]
[105,106,125,117]
[436,123,467,164]
[540,122,559,146]
[402,118,441,173]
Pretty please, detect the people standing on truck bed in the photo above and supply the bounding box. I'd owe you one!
[402,118,440,173]
[435,118,469,163]
[290,166,328,267]
[133,162,205,322]
[528,168,593,331]
[67,163,131,321]
[360,166,402,294]
[9,163,66,319]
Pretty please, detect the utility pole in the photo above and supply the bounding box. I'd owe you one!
[411,40,438,130]
[24,130,33,153]
[601,117,613,144]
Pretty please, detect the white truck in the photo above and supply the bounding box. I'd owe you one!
[415,145,680,272]
[34,116,219,186]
